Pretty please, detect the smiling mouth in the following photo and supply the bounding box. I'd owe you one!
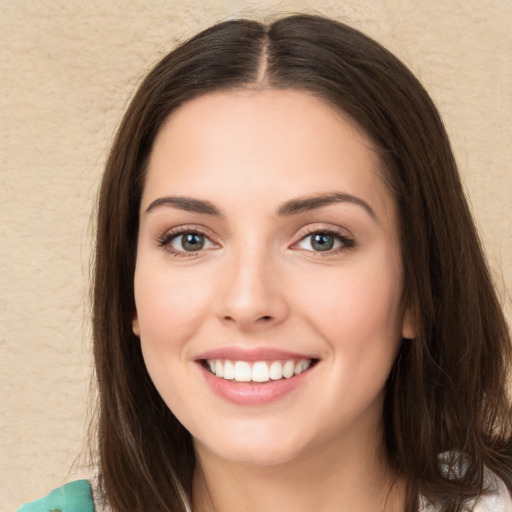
[202,358,317,383]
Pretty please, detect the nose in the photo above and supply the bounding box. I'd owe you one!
[217,248,289,332]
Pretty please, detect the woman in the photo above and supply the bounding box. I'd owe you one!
[19,14,512,512]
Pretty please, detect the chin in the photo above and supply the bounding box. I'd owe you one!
[193,420,312,467]
[203,442,305,468]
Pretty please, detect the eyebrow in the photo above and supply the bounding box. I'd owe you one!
[145,192,376,221]
[277,192,377,221]
[146,196,222,216]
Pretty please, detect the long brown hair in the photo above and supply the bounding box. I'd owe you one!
[93,14,512,511]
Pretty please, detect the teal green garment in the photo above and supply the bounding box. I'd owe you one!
[18,480,95,512]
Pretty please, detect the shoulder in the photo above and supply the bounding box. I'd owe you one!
[17,480,95,512]
[419,469,512,511]
[474,471,512,512]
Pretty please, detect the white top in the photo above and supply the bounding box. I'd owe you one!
[419,466,512,511]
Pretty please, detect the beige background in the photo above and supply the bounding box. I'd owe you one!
[1,1,511,509]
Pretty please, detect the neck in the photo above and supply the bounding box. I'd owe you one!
[192,427,405,512]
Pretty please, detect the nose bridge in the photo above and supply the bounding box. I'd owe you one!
[219,238,287,329]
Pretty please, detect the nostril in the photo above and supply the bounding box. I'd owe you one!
[220,312,278,326]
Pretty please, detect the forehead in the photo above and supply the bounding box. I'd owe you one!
[143,89,395,222]
[151,88,374,167]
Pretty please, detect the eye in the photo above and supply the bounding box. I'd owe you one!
[158,230,217,254]
[295,230,354,253]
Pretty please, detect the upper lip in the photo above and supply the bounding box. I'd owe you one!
[195,346,318,362]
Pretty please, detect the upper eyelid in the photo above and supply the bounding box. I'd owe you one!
[294,231,352,245]
[159,224,217,239]
[292,223,353,240]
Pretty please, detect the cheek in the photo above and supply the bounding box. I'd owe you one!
[293,252,404,381]
[294,260,403,428]
[133,262,214,350]
[133,263,216,416]
[298,262,402,338]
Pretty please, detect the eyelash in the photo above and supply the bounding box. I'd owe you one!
[156,226,355,258]
[156,226,216,258]
[293,227,356,256]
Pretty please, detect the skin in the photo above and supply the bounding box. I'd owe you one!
[133,89,415,511]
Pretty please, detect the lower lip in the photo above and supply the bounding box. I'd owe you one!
[199,364,313,405]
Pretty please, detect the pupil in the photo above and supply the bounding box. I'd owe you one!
[183,233,204,251]
[312,233,334,251]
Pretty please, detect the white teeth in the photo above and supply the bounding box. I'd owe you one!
[214,360,223,378]
[252,361,269,382]
[234,361,252,382]
[295,360,309,375]
[206,358,313,382]
[223,360,235,380]
[269,360,283,380]
[283,360,295,378]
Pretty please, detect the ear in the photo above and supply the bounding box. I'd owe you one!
[401,307,416,340]
[132,312,140,337]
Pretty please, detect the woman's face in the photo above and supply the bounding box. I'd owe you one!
[133,89,415,467]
